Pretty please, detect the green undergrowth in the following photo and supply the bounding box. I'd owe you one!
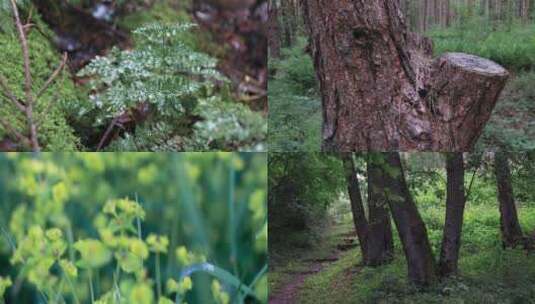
[429,21,535,71]
[479,71,535,150]
[268,36,322,152]
[0,19,84,150]
[297,203,535,304]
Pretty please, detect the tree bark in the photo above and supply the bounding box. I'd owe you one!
[381,152,436,286]
[341,153,369,264]
[438,152,466,277]
[268,0,281,58]
[302,1,509,151]
[495,150,523,248]
[366,154,394,266]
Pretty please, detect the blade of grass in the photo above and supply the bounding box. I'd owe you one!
[173,154,208,250]
[178,263,259,300]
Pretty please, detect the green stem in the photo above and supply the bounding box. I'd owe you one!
[228,162,238,276]
[53,278,65,303]
[88,269,95,304]
[156,252,162,300]
[65,273,80,304]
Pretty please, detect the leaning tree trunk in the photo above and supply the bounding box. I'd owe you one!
[366,153,394,266]
[341,153,369,264]
[381,152,436,286]
[495,150,523,248]
[438,152,466,277]
[302,1,509,151]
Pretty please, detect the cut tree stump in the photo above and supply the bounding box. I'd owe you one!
[302,1,509,151]
[427,53,509,150]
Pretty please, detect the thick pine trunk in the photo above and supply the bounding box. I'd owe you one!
[438,152,466,277]
[381,152,436,286]
[302,1,509,151]
[366,154,394,266]
[495,151,523,248]
[341,153,369,264]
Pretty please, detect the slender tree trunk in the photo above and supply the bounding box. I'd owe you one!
[366,154,394,266]
[381,152,436,286]
[341,153,369,263]
[268,0,281,58]
[302,0,509,151]
[495,151,523,248]
[438,152,466,277]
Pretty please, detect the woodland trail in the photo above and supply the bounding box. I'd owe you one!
[269,225,359,304]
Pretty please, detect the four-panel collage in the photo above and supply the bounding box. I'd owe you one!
[0,0,534,303]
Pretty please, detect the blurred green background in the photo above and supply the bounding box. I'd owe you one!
[0,152,267,304]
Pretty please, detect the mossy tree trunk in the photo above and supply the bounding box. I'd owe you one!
[381,152,436,286]
[438,152,466,277]
[340,152,369,264]
[366,153,394,266]
[495,150,524,248]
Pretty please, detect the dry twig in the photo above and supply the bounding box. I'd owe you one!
[0,2,69,151]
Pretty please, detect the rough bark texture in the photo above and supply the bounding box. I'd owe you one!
[438,152,466,277]
[495,150,524,248]
[382,152,436,286]
[302,1,509,151]
[268,0,281,58]
[341,153,369,263]
[366,154,394,266]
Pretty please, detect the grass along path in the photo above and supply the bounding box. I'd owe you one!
[297,205,535,303]
[269,221,358,303]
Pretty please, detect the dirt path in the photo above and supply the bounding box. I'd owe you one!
[269,255,338,304]
[269,228,358,304]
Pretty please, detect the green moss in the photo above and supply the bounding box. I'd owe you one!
[0,26,82,151]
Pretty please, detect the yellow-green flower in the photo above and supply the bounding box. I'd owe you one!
[74,239,111,269]
[59,259,78,278]
[130,239,149,259]
[158,297,174,304]
[52,182,69,204]
[176,246,190,265]
[103,200,117,215]
[117,198,145,218]
[211,279,229,304]
[180,276,193,293]
[0,276,12,298]
[146,234,169,253]
[45,228,63,241]
[166,278,179,293]
[129,283,154,304]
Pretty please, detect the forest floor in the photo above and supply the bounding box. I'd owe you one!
[269,220,357,303]
[270,204,535,304]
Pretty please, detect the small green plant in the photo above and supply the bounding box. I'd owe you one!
[78,23,266,151]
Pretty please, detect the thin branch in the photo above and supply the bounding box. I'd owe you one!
[0,75,26,112]
[10,0,40,151]
[97,116,120,151]
[36,52,68,99]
